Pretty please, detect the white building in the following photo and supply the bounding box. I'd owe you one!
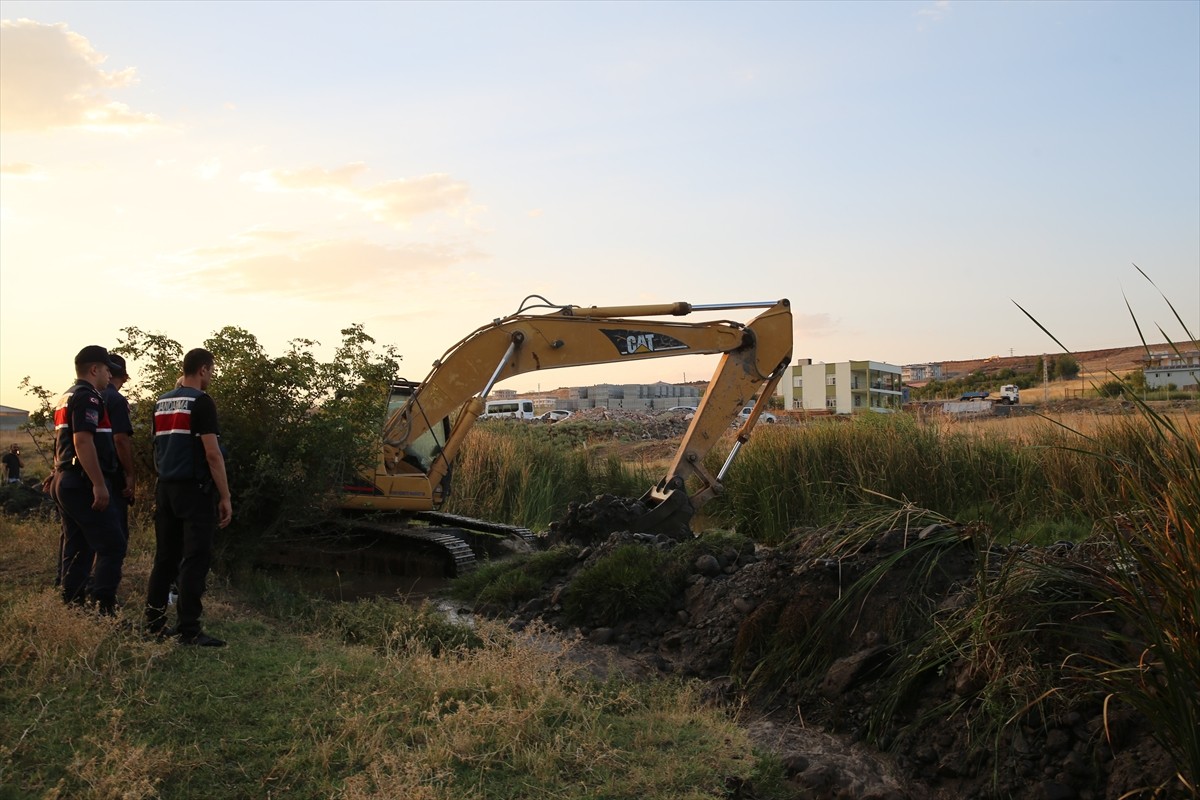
[901,363,942,383]
[778,360,903,414]
[1143,351,1200,390]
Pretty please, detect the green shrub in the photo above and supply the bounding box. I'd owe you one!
[562,544,682,626]
[450,547,579,607]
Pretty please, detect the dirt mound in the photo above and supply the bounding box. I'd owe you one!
[485,521,1187,799]
[545,494,655,547]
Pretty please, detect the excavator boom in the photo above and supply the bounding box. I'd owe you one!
[342,297,792,540]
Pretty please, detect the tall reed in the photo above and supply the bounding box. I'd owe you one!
[709,412,1186,544]
[444,425,653,528]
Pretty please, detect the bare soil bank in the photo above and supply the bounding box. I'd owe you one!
[475,502,1188,800]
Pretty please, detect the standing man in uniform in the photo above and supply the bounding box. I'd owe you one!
[51,346,127,615]
[2,444,22,483]
[103,354,136,542]
[145,348,232,647]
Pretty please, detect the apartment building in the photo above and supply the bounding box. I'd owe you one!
[778,359,903,414]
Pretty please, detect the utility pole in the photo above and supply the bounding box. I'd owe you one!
[1043,353,1049,403]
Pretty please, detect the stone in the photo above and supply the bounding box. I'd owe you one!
[820,645,890,697]
[589,627,614,645]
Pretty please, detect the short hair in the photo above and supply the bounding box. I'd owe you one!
[182,348,215,377]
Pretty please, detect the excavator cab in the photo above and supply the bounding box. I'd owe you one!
[341,382,451,507]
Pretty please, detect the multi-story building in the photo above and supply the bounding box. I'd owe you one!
[778,359,903,414]
[1143,350,1200,389]
[901,363,942,383]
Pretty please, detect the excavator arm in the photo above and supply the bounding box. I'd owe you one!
[343,298,792,535]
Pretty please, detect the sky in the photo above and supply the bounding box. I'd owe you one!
[1,0,1197,409]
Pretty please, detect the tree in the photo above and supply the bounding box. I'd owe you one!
[111,324,401,539]
[1056,354,1080,381]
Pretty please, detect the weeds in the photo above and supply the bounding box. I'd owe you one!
[1,516,780,799]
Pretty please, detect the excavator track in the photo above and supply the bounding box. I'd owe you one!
[351,520,480,576]
[414,511,539,550]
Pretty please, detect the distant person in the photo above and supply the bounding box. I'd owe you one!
[103,354,136,542]
[145,348,232,647]
[2,443,22,483]
[51,345,127,615]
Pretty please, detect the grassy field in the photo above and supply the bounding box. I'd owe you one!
[4,396,1195,797]
[0,514,791,799]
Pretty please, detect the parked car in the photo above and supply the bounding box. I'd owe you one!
[537,409,572,423]
[738,406,777,424]
[665,405,698,413]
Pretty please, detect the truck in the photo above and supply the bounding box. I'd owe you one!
[959,385,1019,404]
[338,297,793,574]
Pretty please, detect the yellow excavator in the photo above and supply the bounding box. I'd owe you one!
[336,297,793,575]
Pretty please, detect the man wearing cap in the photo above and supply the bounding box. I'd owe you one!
[103,354,136,542]
[51,345,127,615]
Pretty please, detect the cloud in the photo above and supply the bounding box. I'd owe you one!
[0,19,160,133]
[242,163,474,226]
[236,226,302,242]
[794,312,839,338]
[917,1,952,23]
[176,238,484,298]
[194,157,222,181]
[0,161,46,179]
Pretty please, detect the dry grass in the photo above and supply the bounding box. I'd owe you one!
[1,512,778,799]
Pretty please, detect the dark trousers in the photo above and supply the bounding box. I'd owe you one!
[146,480,216,636]
[51,473,127,612]
[110,473,130,544]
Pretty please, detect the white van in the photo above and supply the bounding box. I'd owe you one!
[479,398,536,421]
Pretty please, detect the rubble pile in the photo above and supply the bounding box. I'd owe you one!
[553,407,699,439]
[544,493,654,547]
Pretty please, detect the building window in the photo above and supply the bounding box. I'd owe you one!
[793,377,803,388]
[826,398,836,409]
[826,376,836,386]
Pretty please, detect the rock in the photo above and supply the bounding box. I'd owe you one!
[732,597,756,614]
[781,753,809,775]
[1045,728,1072,753]
[589,627,614,645]
[820,645,890,697]
[695,554,722,576]
[1037,780,1076,800]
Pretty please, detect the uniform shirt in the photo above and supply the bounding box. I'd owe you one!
[53,380,115,474]
[153,387,221,482]
[103,384,134,487]
[103,385,134,464]
[1,451,20,480]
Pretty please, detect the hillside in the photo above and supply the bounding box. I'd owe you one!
[937,342,1177,382]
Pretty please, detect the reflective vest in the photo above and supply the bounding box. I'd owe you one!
[53,380,116,473]
[153,387,209,481]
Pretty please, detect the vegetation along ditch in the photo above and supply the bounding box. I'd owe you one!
[1,323,1196,798]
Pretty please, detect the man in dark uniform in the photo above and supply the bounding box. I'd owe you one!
[2,444,22,483]
[51,345,127,615]
[145,348,232,647]
[103,354,136,542]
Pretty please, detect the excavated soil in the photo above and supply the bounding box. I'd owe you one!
[474,496,1189,800]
